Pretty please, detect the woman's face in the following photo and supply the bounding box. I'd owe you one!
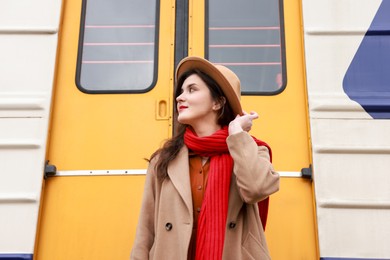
[176,74,221,129]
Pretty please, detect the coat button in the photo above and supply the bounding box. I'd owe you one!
[165,222,173,231]
[229,222,236,229]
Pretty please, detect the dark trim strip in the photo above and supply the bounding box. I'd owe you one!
[174,0,188,68]
[173,0,189,135]
[0,254,33,260]
[320,257,390,260]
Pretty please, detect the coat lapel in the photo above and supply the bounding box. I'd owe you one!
[167,145,193,215]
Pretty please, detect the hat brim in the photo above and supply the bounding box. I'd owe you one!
[175,57,243,116]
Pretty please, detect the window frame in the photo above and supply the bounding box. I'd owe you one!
[75,0,161,94]
[204,0,287,96]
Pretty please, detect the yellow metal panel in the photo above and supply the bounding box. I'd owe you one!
[188,0,205,56]
[190,0,318,259]
[265,0,318,257]
[267,178,318,259]
[37,0,176,259]
[36,176,145,260]
[46,0,175,170]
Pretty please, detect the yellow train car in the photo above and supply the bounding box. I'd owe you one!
[1,0,389,259]
[35,0,316,259]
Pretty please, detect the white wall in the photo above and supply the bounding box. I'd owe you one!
[302,0,390,258]
[0,0,62,255]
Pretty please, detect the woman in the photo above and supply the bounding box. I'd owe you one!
[131,56,279,260]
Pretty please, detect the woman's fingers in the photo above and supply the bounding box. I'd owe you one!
[229,111,259,134]
[237,111,259,132]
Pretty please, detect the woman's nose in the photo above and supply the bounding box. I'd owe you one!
[176,92,184,102]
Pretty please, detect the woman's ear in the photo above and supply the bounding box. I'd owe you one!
[213,97,226,111]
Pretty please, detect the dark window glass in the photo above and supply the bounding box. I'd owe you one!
[77,0,159,93]
[207,0,286,94]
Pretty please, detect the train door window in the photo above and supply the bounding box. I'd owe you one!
[206,0,286,94]
[76,0,159,93]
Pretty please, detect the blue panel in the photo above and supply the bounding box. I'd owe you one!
[343,0,390,119]
[321,258,390,260]
[0,254,33,260]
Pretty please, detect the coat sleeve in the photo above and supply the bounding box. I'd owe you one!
[227,131,280,204]
[130,158,158,260]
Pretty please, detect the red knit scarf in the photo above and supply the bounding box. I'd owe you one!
[184,126,272,260]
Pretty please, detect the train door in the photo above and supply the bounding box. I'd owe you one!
[36,0,318,259]
[189,0,318,259]
[36,0,175,259]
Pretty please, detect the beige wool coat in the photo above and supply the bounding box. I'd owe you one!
[131,131,280,260]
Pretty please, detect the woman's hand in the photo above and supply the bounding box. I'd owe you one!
[228,111,259,135]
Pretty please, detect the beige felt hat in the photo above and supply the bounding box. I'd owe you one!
[175,56,243,116]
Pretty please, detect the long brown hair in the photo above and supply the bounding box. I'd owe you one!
[150,69,235,179]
